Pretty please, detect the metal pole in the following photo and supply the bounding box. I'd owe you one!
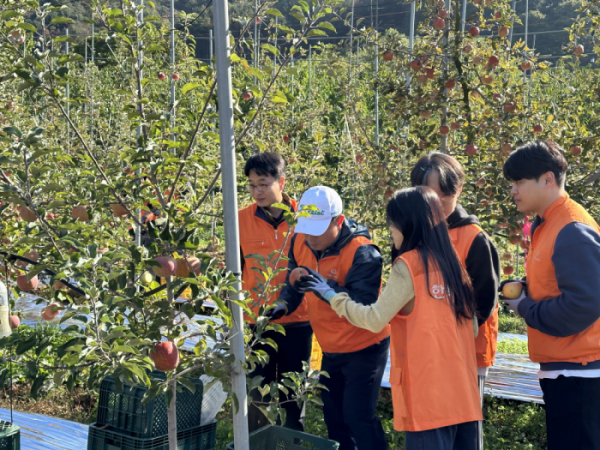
[374,31,379,148]
[347,0,355,101]
[65,29,70,119]
[508,0,516,45]
[213,0,249,447]
[461,0,467,32]
[170,0,176,146]
[136,0,143,247]
[407,2,415,87]
[253,0,258,84]
[523,0,528,83]
[440,0,450,153]
[209,29,213,67]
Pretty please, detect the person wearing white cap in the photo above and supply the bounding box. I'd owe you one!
[267,185,390,450]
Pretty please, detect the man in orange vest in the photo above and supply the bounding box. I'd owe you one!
[238,152,311,432]
[270,186,389,450]
[502,141,600,450]
[408,153,500,450]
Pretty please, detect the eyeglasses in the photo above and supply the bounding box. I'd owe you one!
[246,181,276,193]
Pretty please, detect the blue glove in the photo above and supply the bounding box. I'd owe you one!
[264,303,288,321]
[295,267,337,304]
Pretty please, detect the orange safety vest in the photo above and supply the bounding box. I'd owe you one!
[449,224,499,368]
[239,201,309,325]
[293,234,390,353]
[527,194,600,364]
[390,250,482,432]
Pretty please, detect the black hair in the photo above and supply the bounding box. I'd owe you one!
[503,140,568,186]
[410,152,465,196]
[386,186,475,323]
[244,152,286,178]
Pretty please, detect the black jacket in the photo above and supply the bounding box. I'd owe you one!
[280,219,383,315]
[391,205,499,327]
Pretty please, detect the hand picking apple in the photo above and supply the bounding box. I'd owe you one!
[499,279,527,316]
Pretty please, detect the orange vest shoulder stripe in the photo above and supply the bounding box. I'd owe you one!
[293,233,390,353]
[449,223,499,368]
[239,201,309,324]
[527,194,600,363]
[390,250,482,432]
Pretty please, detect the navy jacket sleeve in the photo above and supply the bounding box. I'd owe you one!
[277,235,305,315]
[518,222,600,337]
[329,245,383,306]
[465,232,500,327]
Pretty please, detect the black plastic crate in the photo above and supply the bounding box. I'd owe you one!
[0,421,20,450]
[96,373,203,438]
[87,420,217,450]
[226,425,339,450]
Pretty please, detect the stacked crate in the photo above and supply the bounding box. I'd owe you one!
[87,373,215,450]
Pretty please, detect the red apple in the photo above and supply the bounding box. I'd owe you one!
[426,68,435,79]
[19,206,37,223]
[503,265,515,276]
[355,154,364,163]
[420,110,432,119]
[439,125,450,135]
[418,74,428,83]
[175,257,201,278]
[499,26,509,37]
[16,250,39,268]
[469,26,480,37]
[488,55,500,69]
[521,60,532,71]
[445,79,456,89]
[439,9,449,18]
[110,203,128,217]
[574,45,584,56]
[150,341,179,371]
[433,17,446,30]
[158,72,165,80]
[9,315,19,329]
[17,274,38,291]
[72,205,89,222]
[242,91,252,101]
[11,30,20,38]
[503,102,516,113]
[473,56,482,65]
[463,44,474,53]
[283,135,290,143]
[570,146,582,156]
[172,73,179,81]
[533,124,543,135]
[476,177,486,188]
[41,304,60,321]
[289,267,309,286]
[410,59,423,71]
[419,140,428,150]
[53,280,67,290]
[465,144,478,157]
[152,256,176,278]
[450,122,461,131]
[481,75,493,85]
[382,50,394,61]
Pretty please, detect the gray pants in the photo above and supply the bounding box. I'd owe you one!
[477,375,485,450]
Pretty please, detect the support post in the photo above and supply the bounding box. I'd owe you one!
[213,0,249,448]
[170,0,176,146]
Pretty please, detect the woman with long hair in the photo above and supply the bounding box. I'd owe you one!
[297,186,482,449]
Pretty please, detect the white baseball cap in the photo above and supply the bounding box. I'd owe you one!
[295,186,344,236]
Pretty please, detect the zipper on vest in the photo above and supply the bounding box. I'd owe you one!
[275,229,278,240]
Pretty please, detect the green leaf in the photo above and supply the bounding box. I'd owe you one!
[145,44,164,53]
[182,83,201,95]
[261,44,279,56]
[51,17,75,24]
[271,91,288,103]
[179,377,196,394]
[1,11,21,19]
[265,8,284,17]
[307,29,328,37]
[317,21,336,33]
[17,22,37,32]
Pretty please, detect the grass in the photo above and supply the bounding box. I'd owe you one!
[497,337,529,355]
[498,312,528,335]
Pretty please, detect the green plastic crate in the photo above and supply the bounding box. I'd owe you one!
[0,421,20,450]
[96,373,203,439]
[87,420,216,450]
[226,425,339,450]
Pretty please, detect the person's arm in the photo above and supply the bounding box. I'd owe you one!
[465,232,500,326]
[329,245,383,306]
[330,259,414,332]
[518,222,600,337]
[276,235,305,315]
